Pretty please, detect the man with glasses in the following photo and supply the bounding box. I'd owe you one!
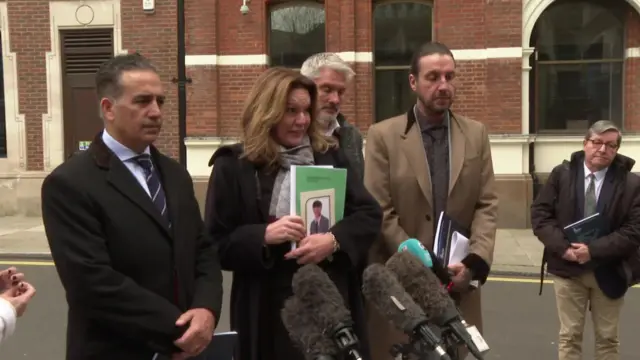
[531,120,640,360]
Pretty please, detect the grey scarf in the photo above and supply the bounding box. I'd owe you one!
[269,136,315,218]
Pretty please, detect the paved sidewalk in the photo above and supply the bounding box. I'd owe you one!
[0,216,545,276]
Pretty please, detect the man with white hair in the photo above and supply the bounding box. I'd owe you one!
[300,53,364,181]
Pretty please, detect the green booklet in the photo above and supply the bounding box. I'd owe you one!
[289,165,347,249]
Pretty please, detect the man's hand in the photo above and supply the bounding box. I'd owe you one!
[447,263,473,293]
[570,243,591,264]
[0,267,24,292]
[173,308,215,357]
[562,248,578,262]
[284,233,334,264]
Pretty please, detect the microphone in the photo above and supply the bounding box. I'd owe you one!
[386,251,490,360]
[291,264,363,360]
[398,239,453,289]
[361,263,451,360]
[281,295,338,360]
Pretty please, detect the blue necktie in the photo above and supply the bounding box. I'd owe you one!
[135,154,170,226]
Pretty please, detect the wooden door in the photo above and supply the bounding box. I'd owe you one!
[61,29,113,159]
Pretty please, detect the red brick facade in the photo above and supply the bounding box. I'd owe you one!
[5,0,640,170]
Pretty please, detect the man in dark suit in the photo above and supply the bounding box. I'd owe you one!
[41,54,223,360]
[531,120,640,360]
[309,200,330,234]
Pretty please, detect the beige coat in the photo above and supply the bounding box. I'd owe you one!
[363,109,498,359]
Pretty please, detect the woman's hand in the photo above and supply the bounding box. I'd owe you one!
[1,282,36,317]
[0,267,24,292]
[265,215,307,245]
[285,233,335,264]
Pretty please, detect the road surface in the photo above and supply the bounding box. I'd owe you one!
[0,260,638,359]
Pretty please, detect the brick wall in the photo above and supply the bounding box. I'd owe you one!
[8,0,50,171]
[8,0,640,169]
[121,0,179,158]
[625,9,640,131]
[183,0,524,138]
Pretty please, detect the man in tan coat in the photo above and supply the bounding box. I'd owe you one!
[364,41,498,359]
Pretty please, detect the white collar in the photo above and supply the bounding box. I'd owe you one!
[325,119,340,136]
[583,162,608,181]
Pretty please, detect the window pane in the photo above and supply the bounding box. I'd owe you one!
[375,69,415,122]
[269,4,326,68]
[534,1,625,61]
[373,2,432,66]
[536,62,622,131]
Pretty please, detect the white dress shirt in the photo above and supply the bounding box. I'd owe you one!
[0,297,16,345]
[583,162,608,201]
[325,118,340,136]
[102,130,153,197]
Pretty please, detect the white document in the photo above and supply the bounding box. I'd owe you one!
[449,230,470,264]
[448,231,479,289]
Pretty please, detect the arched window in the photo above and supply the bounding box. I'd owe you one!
[531,0,627,132]
[373,1,432,122]
[268,1,326,68]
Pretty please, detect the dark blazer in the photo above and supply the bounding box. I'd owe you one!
[336,114,364,182]
[310,215,330,234]
[531,150,640,299]
[41,132,223,360]
[204,143,381,360]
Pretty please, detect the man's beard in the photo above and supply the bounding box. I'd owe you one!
[317,113,337,129]
[418,93,452,115]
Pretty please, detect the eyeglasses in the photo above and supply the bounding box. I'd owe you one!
[588,139,619,150]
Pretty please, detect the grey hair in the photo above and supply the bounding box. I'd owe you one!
[585,120,622,145]
[300,52,355,82]
[96,53,157,120]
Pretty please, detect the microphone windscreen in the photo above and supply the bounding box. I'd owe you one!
[281,296,338,359]
[361,263,428,333]
[398,238,433,268]
[291,264,352,332]
[386,251,453,318]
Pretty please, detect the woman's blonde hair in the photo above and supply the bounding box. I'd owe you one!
[241,67,335,169]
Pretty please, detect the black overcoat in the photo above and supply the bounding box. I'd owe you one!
[204,143,381,360]
[41,132,224,360]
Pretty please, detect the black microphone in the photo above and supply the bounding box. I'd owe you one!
[361,263,451,360]
[397,239,454,292]
[386,251,489,360]
[291,264,363,360]
[281,295,338,360]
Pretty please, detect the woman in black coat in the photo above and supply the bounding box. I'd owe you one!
[204,67,382,360]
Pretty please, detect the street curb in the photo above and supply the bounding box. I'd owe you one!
[0,253,548,278]
[490,270,540,278]
[0,252,53,261]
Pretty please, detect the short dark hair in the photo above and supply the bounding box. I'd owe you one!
[95,53,157,99]
[409,42,455,75]
[312,200,322,208]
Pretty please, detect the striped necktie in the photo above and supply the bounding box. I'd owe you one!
[135,154,170,226]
